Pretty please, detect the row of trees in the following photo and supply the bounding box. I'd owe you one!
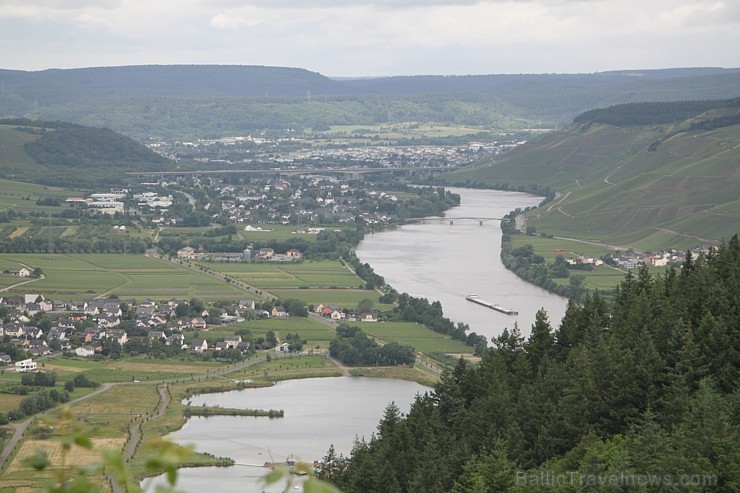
[0,236,151,254]
[387,293,487,354]
[322,236,739,492]
[329,325,415,366]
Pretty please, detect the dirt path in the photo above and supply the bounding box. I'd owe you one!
[546,191,570,212]
[603,165,623,185]
[326,355,350,377]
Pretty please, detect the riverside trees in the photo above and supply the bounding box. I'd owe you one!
[323,236,740,492]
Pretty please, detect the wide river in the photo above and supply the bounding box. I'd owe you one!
[357,187,568,340]
[148,188,568,491]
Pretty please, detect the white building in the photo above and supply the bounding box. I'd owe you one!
[15,359,37,372]
[75,346,96,357]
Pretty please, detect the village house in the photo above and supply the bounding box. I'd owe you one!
[107,329,128,345]
[24,294,43,305]
[75,345,96,357]
[257,248,275,259]
[271,306,288,318]
[191,338,208,353]
[224,335,242,349]
[320,305,338,317]
[148,330,166,341]
[28,339,51,356]
[3,323,24,338]
[177,246,197,260]
[239,299,256,310]
[166,334,185,347]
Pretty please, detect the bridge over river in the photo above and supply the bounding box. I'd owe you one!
[406,216,503,225]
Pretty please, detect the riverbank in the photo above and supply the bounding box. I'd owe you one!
[356,187,568,339]
[134,354,436,487]
[144,375,430,492]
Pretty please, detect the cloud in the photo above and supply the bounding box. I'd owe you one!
[0,0,738,74]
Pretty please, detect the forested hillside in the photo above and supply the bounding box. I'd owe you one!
[448,98,740,250]
[2,66,740,138]
[322,238,739,492]
[0,119,170,186]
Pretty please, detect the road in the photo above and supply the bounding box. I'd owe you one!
[0,383,114,468]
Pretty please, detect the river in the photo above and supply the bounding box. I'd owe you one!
[147,188,568,491]
[356,187,568,340]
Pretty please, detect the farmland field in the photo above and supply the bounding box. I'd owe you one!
[269,288,393,310]
[198,316,337,348]
[42,356,219,382]
[199,260,362,290]
[361,322,474,354]
[8,438,125,472]
[0,254,249,299]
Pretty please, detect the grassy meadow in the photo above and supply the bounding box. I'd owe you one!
[360,322,473,354]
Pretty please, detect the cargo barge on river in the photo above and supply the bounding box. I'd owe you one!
[465,294,518,315]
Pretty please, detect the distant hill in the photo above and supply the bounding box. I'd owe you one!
[446,99,740,250]
[2,65,740,138]
[0,119,170,186]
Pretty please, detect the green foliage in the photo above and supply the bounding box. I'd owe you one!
[388,293,487,350]
[21,371,56,387]
[18,389,69,416]
[4,67,740,138]
[24,126,169,169]
[72,374,99,388]
[329,324,415,366]
[327,236,740,492]
[573,98,740,126]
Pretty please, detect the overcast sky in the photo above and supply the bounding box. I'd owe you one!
[1,0,739,76]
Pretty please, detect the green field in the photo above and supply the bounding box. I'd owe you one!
[361,322,473,354]
[196,316,337,348]
[199,260,363,290]
[0,176,84,222]
[0,254,249,300]
[269,288,393,310]
[0,126,40,170]
[238,224,323,242]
